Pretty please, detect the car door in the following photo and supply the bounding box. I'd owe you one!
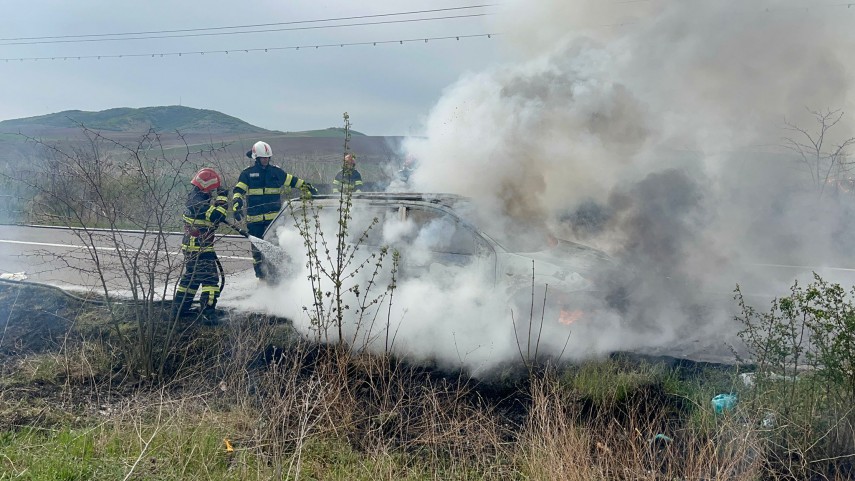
[396,205,497,285]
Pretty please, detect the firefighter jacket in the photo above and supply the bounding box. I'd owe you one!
[332,167,364,193]
[232,160,309,224]
[181,187,228,253]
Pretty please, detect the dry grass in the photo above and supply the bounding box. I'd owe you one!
[2,290,854,480]
[516,375,766,481]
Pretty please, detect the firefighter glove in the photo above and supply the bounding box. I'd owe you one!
[215,189,228,207]
[303,182,319,196]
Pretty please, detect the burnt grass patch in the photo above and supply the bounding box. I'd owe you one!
[0,281,101,357]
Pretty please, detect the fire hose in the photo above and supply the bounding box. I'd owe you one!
[223,219,250,239]
[216,256,225,293]
[215,219,250,293]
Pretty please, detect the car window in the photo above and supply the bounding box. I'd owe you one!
[266,200,488,258]
[349,205,399,246]
[380,206,413,246]
[405,207,478,255]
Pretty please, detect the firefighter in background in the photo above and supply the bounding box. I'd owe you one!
[232,141,318,279]
[398,155,417,184]
[332,153,364,194]
[173,168,229,321]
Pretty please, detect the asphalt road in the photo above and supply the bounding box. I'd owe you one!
[4,224,855,294]
[0,224,256,293]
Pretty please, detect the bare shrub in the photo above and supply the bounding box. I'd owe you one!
[287,113,398,347]
[784,107,855,199]
[8,126,229,379]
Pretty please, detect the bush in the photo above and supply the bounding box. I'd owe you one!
[735,274,855,478]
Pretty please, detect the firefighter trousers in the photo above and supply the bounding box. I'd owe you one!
[247,221,270,279]
[174,251,221,314]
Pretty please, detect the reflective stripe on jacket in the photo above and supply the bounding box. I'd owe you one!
[332,168,363,193]
[181,188,227,253]
[232,160,306,224]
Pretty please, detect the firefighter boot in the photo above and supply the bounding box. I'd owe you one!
[171,288,196,319]
[201,307,220,326]
[199,287,220,326]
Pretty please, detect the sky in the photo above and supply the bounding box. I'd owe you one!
[0,1,505,135]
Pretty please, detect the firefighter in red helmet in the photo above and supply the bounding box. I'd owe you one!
[172,167,229,323]
[332,153,364,194]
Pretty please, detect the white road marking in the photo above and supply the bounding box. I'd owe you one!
[0,239,252,260]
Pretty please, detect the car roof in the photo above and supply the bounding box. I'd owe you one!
[286,192,613,258]
[301,192,468,210]
[286,192,487,242]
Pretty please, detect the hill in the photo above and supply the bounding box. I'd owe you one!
[0,106,271,135]
[0,106,367,137]
[0,106,396,185]
[280,127,366,138]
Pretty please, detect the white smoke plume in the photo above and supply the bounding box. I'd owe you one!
[243,0,855,371]
[400,1,855,355]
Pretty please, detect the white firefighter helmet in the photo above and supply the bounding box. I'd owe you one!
[251,141,272,159]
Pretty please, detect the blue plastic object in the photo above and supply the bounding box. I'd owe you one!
[711,393,738,414]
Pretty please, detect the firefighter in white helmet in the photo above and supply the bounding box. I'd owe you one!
[231,141,318,279]
[173,167,229,322]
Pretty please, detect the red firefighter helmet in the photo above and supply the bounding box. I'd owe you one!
[344,153,356,168]
[190,168,222,193]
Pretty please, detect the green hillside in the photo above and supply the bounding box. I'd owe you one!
[0,107,367,137]
[280,127,366,137]
[0,106,270,135]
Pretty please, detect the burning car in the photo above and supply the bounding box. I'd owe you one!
[260,193,621,330]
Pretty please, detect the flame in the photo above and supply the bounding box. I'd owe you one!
[559,309,584,325]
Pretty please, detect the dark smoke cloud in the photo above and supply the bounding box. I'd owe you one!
[609,169,708,272]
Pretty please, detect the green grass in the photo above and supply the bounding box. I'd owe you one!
[277,127,366,137]
[0,422,237,480]
[1,427,106,480]
[0,420,498,480]
[566,359,662,404]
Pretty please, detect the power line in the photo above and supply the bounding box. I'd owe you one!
[0,5,495,42]
[0,33,499,62]
[0,13,493,46]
